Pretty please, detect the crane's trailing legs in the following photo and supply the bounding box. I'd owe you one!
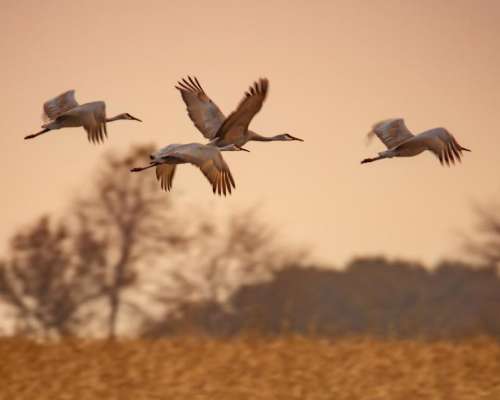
[130,163,158,172]
[360,155,385,164]
[24,127,50,140]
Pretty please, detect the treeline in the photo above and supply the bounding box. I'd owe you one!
[144,258,500,338]
[1,146,499,339]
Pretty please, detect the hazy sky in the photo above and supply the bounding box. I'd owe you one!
[1,0,499,266]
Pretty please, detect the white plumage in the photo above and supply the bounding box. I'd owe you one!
[130,143,249,196]
[25,90,142,144]
[362,118,471,166]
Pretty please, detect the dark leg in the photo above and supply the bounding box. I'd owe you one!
[361,155,385,164]
[24,128,50,140]
[130,163,158,172]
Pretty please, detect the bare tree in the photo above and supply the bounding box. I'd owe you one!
[74,144,188,339]
[0,216,106,337]
[143,208,306,336]
[465,202,500,269]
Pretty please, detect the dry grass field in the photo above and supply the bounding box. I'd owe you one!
[1,336,500,399]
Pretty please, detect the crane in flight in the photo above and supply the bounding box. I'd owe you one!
[361,118,470,166]
[176,76,303,147]
[25,90,141,144]
[130,143,248,196]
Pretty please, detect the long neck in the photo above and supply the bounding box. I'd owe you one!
[105,114,124,123]
[249,131,279,142]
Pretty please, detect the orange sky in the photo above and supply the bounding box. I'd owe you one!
[1,0,499,266]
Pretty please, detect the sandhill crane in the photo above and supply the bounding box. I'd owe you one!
[361,118,471,166]
[130,143,249,196]
[24,90,141,144]
[176,76,304,147]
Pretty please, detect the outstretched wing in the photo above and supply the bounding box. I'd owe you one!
[176,77,226,140]
[155,164,177,191]
[214,78,268,144]
[167,145,236,196]
[43,90,79,121]
[368,118,414,149]
[198,157,235,196]
[410,127,469,166]
[78,101,108,144]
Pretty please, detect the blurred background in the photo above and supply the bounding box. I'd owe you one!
[1,1,500,398]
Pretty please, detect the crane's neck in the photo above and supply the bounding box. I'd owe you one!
[105,113,126,123]
[249,131,282,142]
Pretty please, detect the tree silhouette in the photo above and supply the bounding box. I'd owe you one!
[0,216,106,337]
[73,144,188,339]
[0,145,192,338]
[142,208,302,337]
[142,256,500,338]
[465,202,500,269]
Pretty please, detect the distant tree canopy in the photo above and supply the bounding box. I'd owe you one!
[143,257,500,339]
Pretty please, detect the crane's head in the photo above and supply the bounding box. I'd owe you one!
[120,113,142,122]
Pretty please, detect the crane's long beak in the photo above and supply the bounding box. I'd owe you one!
[239,147,250,152]
[132,116,142,122]
[289,134,304,142]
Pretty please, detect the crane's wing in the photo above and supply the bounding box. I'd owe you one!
[43,90,79,121]
[198,156,235,196]
[368,118,414,149]
[167,145,235,196]
[407,128,469,166]
[78,101,108,144]
[214,78,268,144]
[176,77,226,140]
[155,164,177,191]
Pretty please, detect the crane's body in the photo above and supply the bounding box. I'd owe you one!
[131,142,248,196]
[361,118,470,166]
[25,91,141,144]
[176,76,304,147]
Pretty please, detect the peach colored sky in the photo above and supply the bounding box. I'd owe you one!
[1,0,499,266]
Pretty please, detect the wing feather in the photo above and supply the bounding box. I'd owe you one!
[165,144,236,196]
[214,78,269,144]
[368,118,414,149]
[155,164,177,191]
[43,90,79,121]
[407,127,468,167]
[176,76,226,140]
[80,102,108,144]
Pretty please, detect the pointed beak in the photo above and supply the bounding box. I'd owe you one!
[131,116,142,122]
[288,134,304,142]
[239,147,250,152]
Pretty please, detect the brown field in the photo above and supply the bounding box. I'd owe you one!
[1,336,500,400]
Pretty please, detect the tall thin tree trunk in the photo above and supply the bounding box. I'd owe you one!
[108,286,120,340]
[107,236,130,340]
